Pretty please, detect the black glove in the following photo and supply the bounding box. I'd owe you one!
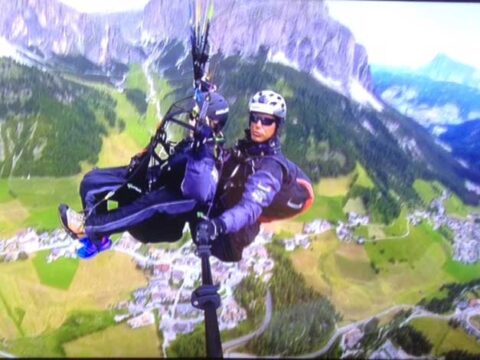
[194,123,214,143]
[193,124,215,159]
[196,218,226,244]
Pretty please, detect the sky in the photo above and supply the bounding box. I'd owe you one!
[58,0,480,70]
[326,0,480,70]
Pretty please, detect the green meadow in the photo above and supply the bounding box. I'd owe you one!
[383,207,409,237]
[0,66,174,238]
[64,323,161,358]
[6,310,117,358]
[297,195,346,223]
[289,224,455,323]
[413,179,479,218]
[413,179,444,206]
[32,250,79,290]
[0,177,82,237]
[411,318,480,356]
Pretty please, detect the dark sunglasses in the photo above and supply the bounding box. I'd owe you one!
[249,113,277,126]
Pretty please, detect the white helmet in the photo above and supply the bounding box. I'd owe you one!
[248,90,287,121]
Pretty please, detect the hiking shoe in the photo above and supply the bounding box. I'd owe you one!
[58,204,86,239]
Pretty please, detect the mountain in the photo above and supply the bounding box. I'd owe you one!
[0,58,118,177]
[440,120,480,170]
[1,0,480,207]
[372,68,480,128]
[0,0,372,93]
[418,54,480,89]
[372,60,480,173]
[153,44,480,207]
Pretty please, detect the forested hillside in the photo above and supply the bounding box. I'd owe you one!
[156,45,480,209]
[0,58,118,176]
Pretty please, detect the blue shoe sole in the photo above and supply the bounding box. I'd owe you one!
[77,248,98,259]
[76,237,112,260]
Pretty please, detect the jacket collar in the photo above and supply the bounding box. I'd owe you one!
[236,129,282,157]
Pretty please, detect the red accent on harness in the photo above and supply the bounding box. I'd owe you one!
[259,178,315,223]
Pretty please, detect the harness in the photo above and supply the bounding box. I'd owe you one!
[215,134,313,223]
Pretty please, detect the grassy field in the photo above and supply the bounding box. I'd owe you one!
[343,197,366,215]
[0,252,147,339]
[412,179,479,218]
[444,193,479,218]
[0,69,174,238]
[413,179,444,206]
[6,310,116,357]
[32,250,79,290]
[315,173,355,197]
[352,162,375,189]
[297,195,346,223]
[443,259,480,283]
[365,223,444,267]
[411,317,480,355]
[383,207,408,237]
[126,64,149,90]
[0,177,82,237]
[289,222,457,323]
[366,224,386,240]
[64,323,162,357]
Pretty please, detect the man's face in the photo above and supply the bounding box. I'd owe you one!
[249,112,277,143]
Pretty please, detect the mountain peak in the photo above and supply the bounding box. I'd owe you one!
[419,53,480,88]
[0,0,372,91]
[429,53,476,71]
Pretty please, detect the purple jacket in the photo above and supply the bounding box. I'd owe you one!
[218,156,283,233]
[180,141,219,204]
[213,135,285,234]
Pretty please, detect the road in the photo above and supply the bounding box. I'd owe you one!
[295,304,414,359]
[223,290,273,355]
[0,350,15,358]
[222,303,414,358]
[366,218,411,242]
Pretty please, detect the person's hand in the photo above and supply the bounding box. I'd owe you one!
[194,123,214,143]
[196,218,226,244]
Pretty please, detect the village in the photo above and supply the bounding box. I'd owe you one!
[111,229,275,349]
[0,225,275,351]
[281,190,480,266]
[408,190,480,264]
[337,296,480,360]
[281,212,369,252]
[1,189,480,355]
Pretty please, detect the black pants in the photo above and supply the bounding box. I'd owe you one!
[79,166,255,262]
[79,166,194,244]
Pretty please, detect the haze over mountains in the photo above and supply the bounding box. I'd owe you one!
[0,0,480,206]
[372,54,480,173]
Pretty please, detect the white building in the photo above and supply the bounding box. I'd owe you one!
[304,219,332,234]
[127,311,155,329]
[17,228,40,253]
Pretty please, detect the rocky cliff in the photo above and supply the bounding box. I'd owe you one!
[0,0,372,90]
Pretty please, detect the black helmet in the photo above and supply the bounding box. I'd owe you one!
[206,92,229,131]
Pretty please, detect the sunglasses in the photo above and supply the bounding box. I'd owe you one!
[249,113,277,126]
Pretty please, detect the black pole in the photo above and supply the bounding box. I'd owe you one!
[192,243,223,358]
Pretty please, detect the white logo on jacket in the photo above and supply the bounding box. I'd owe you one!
[251,183,272,204]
